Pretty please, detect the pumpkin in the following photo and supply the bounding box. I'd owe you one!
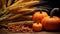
[41,8,60,31]
[32,21,42,31]
[32,10,48,23]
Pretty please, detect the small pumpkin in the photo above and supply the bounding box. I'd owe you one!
[32,10,48,23]
[32,21,42,31]
[41,8,60,31]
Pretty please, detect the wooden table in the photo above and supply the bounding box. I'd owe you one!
[0,30,60,34]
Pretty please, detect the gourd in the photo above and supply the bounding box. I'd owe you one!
[41,8,60,31]
[33,10,48,23]
[32,21,42,31]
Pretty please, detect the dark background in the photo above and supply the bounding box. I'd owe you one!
[39,0,60,17]
[46,0,60,17]
[45,0,60,8]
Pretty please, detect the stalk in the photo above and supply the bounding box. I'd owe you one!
[1,0,7,9]
[7,0,13,7]
[0,13,12,21]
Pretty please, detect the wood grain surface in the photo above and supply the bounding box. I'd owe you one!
[0,29,60,34]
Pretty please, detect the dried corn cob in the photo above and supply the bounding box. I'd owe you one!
[7,0,13,7]
[8,14,22,20]
[10,15,32,21]
[13,1,39,10]
[0,13,12,21]
[8,0,24,11]
[1,0,7,9]
[23,0,32,2]
[7,9,34,20]
[14,0,19,2]
[8,1,39,11]
[14,0,34,3]
[17,8,36,12]
[10,7,37,14]
[19,1,39,8]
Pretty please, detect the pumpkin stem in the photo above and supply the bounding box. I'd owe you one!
[42,9,49,12]
[36,21,40,24]
[39,8,48,14]
[39,8,42,13]
[50,8,59,17]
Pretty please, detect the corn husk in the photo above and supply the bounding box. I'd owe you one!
[7,0,24,10]
[7,0,12,7]
[1,0,6,9]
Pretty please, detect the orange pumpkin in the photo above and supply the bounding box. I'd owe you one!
[41,8,60,31]
[32,22,42,31]
[33,10,48,23]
